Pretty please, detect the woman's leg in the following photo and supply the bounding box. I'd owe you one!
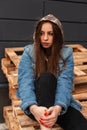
[35,72,57,107]
[35,72,57,130]
[56,106,87,130]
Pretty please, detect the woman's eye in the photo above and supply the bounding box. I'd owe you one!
[40,32,44,35]
[48,32,53,36]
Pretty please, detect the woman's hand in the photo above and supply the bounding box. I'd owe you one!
[30,105,48,122]
[40,105,62,128]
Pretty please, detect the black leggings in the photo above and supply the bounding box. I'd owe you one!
[29,72,87,130]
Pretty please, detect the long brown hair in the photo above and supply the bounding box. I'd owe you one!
[34,21,65,77]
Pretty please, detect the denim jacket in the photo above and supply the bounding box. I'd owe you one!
[16,44,82,116]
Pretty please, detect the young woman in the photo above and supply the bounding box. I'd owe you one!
[17,14,87,130]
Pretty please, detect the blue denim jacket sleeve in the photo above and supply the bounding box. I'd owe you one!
[54,47,74,114]
[17,45,38,115]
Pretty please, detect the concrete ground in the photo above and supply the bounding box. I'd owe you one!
[0,123,8,130]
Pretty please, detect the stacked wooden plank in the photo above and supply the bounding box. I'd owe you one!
[68,44,87,100]
[1,44,87,130]
[1,47,23,101]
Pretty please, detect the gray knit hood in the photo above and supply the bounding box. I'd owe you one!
[40,14,63,31]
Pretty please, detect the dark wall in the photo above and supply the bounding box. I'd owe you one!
[45,0,87,46]
[0,0,87,122]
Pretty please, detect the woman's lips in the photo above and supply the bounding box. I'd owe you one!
[42,42,49,46]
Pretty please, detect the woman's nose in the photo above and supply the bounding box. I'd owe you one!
[43,34,48,40]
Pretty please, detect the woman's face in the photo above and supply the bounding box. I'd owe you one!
[40,22,53,48]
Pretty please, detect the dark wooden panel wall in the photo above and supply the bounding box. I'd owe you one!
[0,0,87,122]
[45,0,87,45]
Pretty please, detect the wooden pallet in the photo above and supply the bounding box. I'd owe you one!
[73,52,87,65]
[73,92,87,101]
[66,44,87,65]
[74,65,87,84]
[73,83,87,94]
[1,58,18,86]
[9,84,19,100]
[1,45,87,92]
[66,44,87,52]
[3,106,36,130]
[3,106,19,130]
[4,44,87,68]
[1,44,87,101]
[5,47,23,68]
